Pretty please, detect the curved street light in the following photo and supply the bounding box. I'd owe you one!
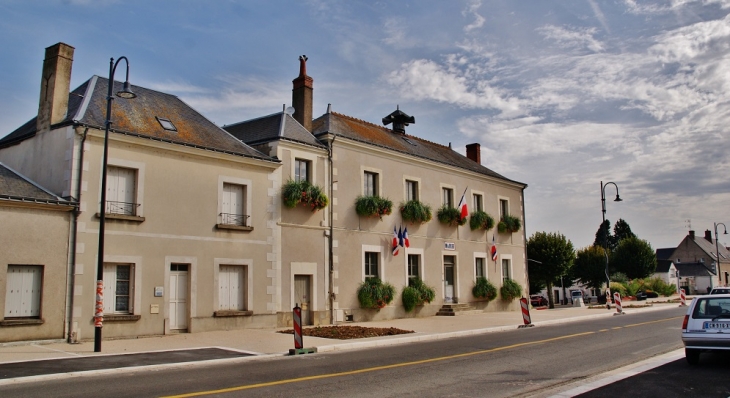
[714,222,728,287]
[95,56,136,353]
[601,181,622,309]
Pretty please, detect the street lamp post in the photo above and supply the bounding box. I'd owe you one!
[714,222,728,287]
[94,57,136,353]
[600,181,622,309]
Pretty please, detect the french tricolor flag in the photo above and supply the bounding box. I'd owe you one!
[403,226,410,248]
[457,188,468,220]
[491,235,498,261]
[392,227,400,256]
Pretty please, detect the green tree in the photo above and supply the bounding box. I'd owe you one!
[593,220,615,251]
[610,237,657,279]
[613,218,636,243]
[572,245,608,290]
[527,231,575,309]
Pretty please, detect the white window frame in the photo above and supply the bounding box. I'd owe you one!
[474,252,487,280]
[218,176,252,226]
[501,254,513,283]
[290,151,318,184]
[499,197,510,220]
[361,166,382,197]
[472,190,484,213]
[105,158,145,217]
[218,264,247,311]
[404,176,421,202]
[103,263,135,314]
[405,247,425,284]
[221,182,247,226]
[103,255,142,315]
[4,265,43,318]
[213,258,252,314]
[440,183,455,208]
[362,245,383,281]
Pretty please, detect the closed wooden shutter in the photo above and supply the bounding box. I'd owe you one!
[4,265,42,317]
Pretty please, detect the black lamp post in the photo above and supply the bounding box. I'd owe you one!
[94,57,136,353]
[600,181,622,309]
[714,222,728,287]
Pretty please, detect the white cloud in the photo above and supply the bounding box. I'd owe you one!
[462,0,485,32]
[536,25,604,53]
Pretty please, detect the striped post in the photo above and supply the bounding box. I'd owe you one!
[679,288,687,307]
[94,280,104,327]
[293,304,303,349]
[518,297,534,328]
[613,292,624,315]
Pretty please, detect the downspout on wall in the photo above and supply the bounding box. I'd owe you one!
[328,131,336,325]
[65,127,87,343]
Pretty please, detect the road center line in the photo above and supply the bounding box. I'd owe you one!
[163,315,683,398]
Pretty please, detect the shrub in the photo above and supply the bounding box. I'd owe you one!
[497,215,522,233]
[609,281,627,297]
[357,278,396,309]
[610,272,629,284]
[469,211,495,231]
[437,206,467,226]
[472,277,497,301]
[281,180,329,212]
[644,276,678,297]
[500,279,522,301]
[400,200,432,224]
[401,286,420,312]
[402,278,436,312]
[355,195,393,219]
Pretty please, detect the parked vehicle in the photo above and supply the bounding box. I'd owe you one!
[681,293,730,364]
[710,287,730,295]
[635,291,647,301]
[636,290,658,300]
[570,290,583,304]
[530,294,548,307]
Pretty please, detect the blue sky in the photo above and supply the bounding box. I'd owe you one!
[1,0,729,250]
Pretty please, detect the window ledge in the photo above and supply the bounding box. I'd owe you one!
[1,318,44,327]
[214,310,253,317]
[104,314,141,322]
[96,213,145,223]
[216,224,253,232]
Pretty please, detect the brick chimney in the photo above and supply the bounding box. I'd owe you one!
[292,55,313,132]
[466,143,481,164]
[689,230,695,239]
[37,43,74,133]
[705,230,713,243]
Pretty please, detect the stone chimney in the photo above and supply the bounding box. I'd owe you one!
[466,143,481,164]
[705,230,713,243]
[292,55,313,132]
[37,43,74,133]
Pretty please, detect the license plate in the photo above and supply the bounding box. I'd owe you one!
[703,322,730,329]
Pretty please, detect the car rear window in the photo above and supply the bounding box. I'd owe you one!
[711,288,730,294]
[692,297,730,319]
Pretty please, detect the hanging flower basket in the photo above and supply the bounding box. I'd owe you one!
[355,195,393,220]
[281,180,329,212]
[472,276,497,301]
[402,277,436,312]
[399,200,432,224]
[497,215,522,233]
[437,206,467,227]
[357,278,396,309]
[469,211,495,231]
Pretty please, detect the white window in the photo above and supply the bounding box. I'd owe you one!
[442,188,453,207]
[408,254,420,282]
[4,265,42,318]
[502,259,511,283]
[364,172,378,196]
[294,159,310,183]
[500,199,509,220]
[219,265,246,311]
[406,180,418,201]
[221,183,247,226]
[103,264,134,314]
[475,257,485,278]
[473,194,483,213]
[106,166,137,216]
[365,252,379,278]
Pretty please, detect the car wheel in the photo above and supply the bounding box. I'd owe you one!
[685,348,700,365]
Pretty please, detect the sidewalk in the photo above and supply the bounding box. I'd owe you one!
[0,301,681,383]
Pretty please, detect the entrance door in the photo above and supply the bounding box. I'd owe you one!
[294,275,312,325]
[444,256,455,303]
[169,264,189,330]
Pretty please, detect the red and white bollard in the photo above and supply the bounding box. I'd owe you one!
[613,292,625,315]
[94,280,104,327]
[679,288,687,307]
[293,304,303,349]
[518,297,534,328]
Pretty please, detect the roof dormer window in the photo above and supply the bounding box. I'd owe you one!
[156,117,177,132]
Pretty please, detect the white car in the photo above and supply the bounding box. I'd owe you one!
[682,293,730,364]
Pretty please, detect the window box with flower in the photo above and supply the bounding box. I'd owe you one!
[281,180,329,212]
[497,215,522,233]
[437,206,467,227]
[355,195,393,220]
[357,277,396,309]
[399,200,432,225]
[469,211,495,231]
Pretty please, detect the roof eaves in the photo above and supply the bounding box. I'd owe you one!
[0,162,67,201]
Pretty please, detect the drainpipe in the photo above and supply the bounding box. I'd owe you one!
[328,135,336,325]
[66,127,87,343]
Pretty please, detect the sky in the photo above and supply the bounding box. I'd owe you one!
[1,0,729,251]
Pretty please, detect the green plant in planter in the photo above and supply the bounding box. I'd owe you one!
[437,206,467,226]
[399,200,432,224]
[472,277,497,301]
[281,180,329,212]
[402,277,436,312]
[497,215,522,233]
[357,278,396,309]
[355,195,393,219]
[469,211,495,231]
[500,279,522,301]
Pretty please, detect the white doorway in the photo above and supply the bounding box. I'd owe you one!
[169,263,189,331]
[294,275,312,326]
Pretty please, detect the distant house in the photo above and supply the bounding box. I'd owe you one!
[653,259,679,292]
[0,163,75,342]
[668,230,730,288]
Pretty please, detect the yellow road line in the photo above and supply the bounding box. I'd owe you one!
[162,315,683,398]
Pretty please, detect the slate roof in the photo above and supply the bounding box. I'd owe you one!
[223,112,326,149]
[0,162,71,205]
[656,248,675,261]
[655,259,675,273]
[0,77,276,163]
[311,112,526,186]
[674,262,714,278]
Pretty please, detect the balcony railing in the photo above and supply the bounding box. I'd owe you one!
[106,201,140,216]
[219,213,250,227]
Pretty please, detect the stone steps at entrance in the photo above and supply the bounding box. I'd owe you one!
[435,303,481,316]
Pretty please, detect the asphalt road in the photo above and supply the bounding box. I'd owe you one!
[0,307,688,397]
